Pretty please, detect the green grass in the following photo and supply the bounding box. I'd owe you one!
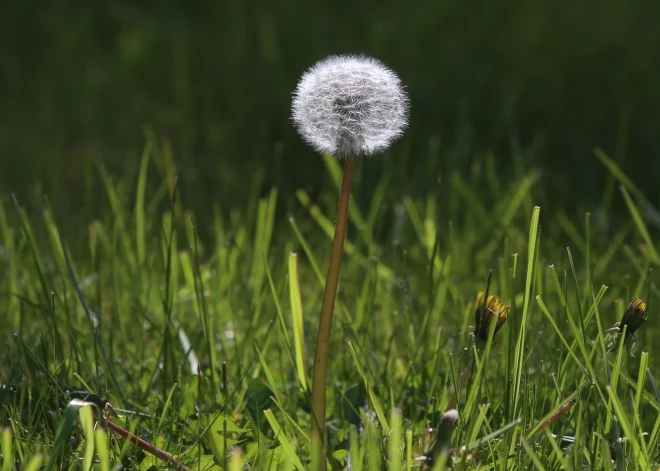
[0,142,659,470]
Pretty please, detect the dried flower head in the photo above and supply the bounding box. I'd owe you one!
[606,297,650,356]
[620,297,648,335]
[475,292,509,342]
[291,55,409,157]
[427,409,459,464]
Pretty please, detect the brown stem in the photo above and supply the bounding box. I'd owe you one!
[106,418,190,471]
[524,399,576,438]
[311,155,355,470]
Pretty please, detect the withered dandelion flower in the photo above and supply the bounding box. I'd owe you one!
[619,297,648,336]
[475,292,509,342]
[608,297,650,356]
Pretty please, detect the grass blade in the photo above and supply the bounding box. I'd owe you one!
[512,206,540,414]
[263,409,305,471]
[288,253,308,391]
[619,185,660,265]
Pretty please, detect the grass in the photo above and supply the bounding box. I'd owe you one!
[0,139,659,470]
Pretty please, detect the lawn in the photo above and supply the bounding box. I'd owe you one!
[1,139,659,470]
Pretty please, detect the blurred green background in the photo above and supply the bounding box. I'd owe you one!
[1,0,659,220]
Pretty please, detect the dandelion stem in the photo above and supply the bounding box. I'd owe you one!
[106,418,189,471]
[311,155,355,470]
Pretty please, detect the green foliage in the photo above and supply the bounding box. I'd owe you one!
[0,142,659,470]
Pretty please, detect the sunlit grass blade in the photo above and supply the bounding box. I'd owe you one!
[388,408,402,471]
[46,399,99,469]
[264,253,296,365]
[24,454,43,471]
[647,367,660,404]
[95,428,110,471]
[254,343,310,445]
[263,409,305,471]
[349,426,362,471]
[189,216,219,399]
[512,206,540,414]
[288,253,308,391]
[79,404,95,471]
[346,341,389,431]
[648,411,660,455]
[466,403,489,447]
[156,383,178,436]
[634,352,648,426]
[249,189,278,293]
[606,386,650,469]
[547,267,607,406]
[464,318,498,434]
[405,429,412,471]
[467,418,521,451]
[229,449,245,471]
[288,216,324,286]
[566,248,586,345]
[2,428,12,471]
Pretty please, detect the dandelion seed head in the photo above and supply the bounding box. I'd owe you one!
[440,409,459,426]
[291,55,409,157]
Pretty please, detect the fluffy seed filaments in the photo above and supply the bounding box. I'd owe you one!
[292,55,409,157]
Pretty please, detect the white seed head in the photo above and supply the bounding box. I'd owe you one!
[440,409,459,426]
[292,55,409,157]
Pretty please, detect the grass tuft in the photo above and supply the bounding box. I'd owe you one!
[0,145,659,469]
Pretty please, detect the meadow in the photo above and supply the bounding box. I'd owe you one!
[0,133,659,470]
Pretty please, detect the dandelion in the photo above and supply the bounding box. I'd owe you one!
[292,55,409,469]
[475,292,509,342]
[616,297,649,355]
[426,409,459,465]
[619,297,648,336]
[292,55,409,157]
[475,291,509,343]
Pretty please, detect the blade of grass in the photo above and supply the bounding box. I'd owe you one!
[606,386,650,469]
[288,216,324,286]
[288,253,308,392]
[134,139,153,266]
[1,428,12,471]
[46,399,99,469]
[95,428,110,471]
[346,341,389,431]
[60,238,125,401]
[619,185,660,265]
[466,418,521,451]
[388,408,402,471]
[633,352,648,428]
[79,404,95,471]
[521,437,547,470]
[512,206,540,414]
[263,409,305,471]
[296,190,394,281]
